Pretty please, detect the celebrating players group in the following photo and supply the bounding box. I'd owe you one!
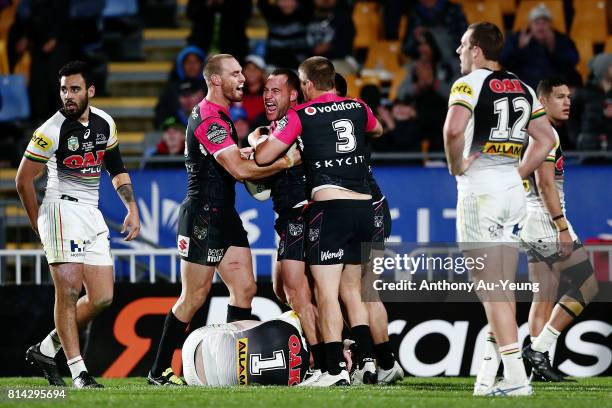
[17,21,597,395]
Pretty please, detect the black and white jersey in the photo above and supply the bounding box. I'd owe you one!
[24,107,119,207]
[448,69,545,193]
[524,127,565,212]
[271,93,378,197]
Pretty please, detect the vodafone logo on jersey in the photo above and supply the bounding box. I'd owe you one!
[305,107,317,116]
[303,101,362,116]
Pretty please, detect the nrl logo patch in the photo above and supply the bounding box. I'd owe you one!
[206,123,228,144]
[288,223,303,237]
[67,135,79,152]
[309,228,320,242]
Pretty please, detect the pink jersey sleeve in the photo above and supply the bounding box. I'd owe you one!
[355,98,377,132]
[194,117,236,157]
[271,109,302,145]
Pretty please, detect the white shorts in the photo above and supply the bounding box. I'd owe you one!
[456,183,526,249]
[37,200,113,265]
[520,210,579,262]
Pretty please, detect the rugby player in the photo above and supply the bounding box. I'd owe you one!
[17,61,140,388]
[148,54,300,386]
[245,68,326,381]
[255,57,383,386]
[334,73,403,384]
[443,23,555,396]
[182,312,310,386]
[520,77,598,381]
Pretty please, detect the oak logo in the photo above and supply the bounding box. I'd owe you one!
[237,337,248,385]
[489,78,525,94]
[288,334,302,386]
[63,151,105,169]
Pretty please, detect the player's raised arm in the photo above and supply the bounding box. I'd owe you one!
[255,109,302,165]
[443,104,472,175]
[216,144,300,181]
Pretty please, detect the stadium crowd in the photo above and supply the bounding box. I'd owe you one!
[0,0,610,167]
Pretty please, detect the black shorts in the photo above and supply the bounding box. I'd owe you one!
[177,198,249,266]
[275,206,306,262]
[372,197,392,247]
[306,199,373,265]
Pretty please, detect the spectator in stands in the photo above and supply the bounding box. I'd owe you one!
[500,4,580,89]
[397,30,454,101]
[382,0,410,40]
[186,0,251,62]
[230,105,251,147]
[377,97,423,152]
[569,53,612,151]
[258,0,312,69]
[241,55,267,128]
[154,46,206,129]
[145,116,186,169]
[8,0,72,124]
[177,79,205,126]
[402,0,467,73]
[306,0,357,75]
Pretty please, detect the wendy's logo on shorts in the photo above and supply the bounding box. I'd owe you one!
[288,223,303,237]
[309,228,320,242]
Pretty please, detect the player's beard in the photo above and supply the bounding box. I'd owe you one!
[222,81,243,103]
[63,96,88,120]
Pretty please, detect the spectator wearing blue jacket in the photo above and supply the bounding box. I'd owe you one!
[155,45,206,129]
[500,4,580,88]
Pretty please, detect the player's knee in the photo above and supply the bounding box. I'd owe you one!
[57,286,81,304]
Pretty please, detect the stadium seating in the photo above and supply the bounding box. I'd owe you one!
[353,2,381,49]
[0,39,8,75]
[513,0,566,33]
[574,38,594,81]
[0,75,29,122]
[605,37,612,53]
[570,0,608,43]
[453,0,516,15]
[363,41,403,74]
[462,1,504,31]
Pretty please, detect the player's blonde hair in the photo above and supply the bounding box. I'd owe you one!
[204,54,236,84]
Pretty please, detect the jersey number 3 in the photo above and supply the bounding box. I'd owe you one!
[490,97,530,143]
[333,119,356,153]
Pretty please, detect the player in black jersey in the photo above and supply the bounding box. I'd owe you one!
[255,57,383,386]
[245,68,325,381]
[16,61,140,388]
[334,74,403,384]
[444,23,555,396]
[148,54,301,386]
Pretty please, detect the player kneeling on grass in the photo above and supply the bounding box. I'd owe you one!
[520,77,598,382]
[182,312,310,386]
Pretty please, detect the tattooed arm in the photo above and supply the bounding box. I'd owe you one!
[112,173,140,241]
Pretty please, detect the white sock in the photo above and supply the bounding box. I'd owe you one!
[476,332,500,386]
[532,324,560,353]
[500,343,527,383]
[39,329,62,357]
[67,356,87,379]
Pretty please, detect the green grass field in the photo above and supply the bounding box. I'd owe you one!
[1,377,611,407]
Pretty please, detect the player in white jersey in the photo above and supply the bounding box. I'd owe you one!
[443,22,555,396]
[519,77,598,382]
[182,312,310,386]
[16,61,140,388]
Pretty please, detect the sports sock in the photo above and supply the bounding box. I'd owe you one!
[67,355,87,379]
[311,343,327,371]
[150,311,188,377]
[500,342,527,383]
[325,342,345,376]
[351,325,374,367]
[476,332,500,386]
[226,305,252,322]
[40,329,62,357]
[532,324,560,353]
[374,341,395,370]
